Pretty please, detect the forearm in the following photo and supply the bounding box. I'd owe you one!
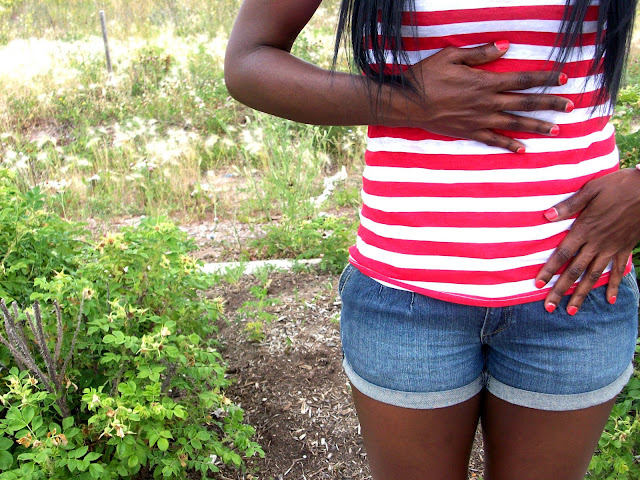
[224,46,394,126]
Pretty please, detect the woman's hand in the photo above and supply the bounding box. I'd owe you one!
[392,42,572,153]
[534,168,640,314]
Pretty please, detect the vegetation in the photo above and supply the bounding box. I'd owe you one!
[0,1,638,478]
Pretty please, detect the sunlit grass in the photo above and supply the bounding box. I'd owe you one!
[0,0,363,222]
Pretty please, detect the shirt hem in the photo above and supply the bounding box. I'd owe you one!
[348,256,633,307]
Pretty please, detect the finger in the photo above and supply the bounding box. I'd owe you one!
[541,249,595,313]
[490,112,558,136]
[495,70,568,92]
[605,253,630,305]
[498,93,574,114]
[535,234,586,291]
[471,129,526,153]
[450,41,510,67]
[543,182,598,222]
[565,256,611,315]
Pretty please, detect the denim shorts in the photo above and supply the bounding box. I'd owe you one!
[339,264,639,411]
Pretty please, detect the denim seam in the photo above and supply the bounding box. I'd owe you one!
[489,306,513,337]
[481,307,512,339]
[479,308,491,341]
[623,272,640,305]
[339,265,356,297]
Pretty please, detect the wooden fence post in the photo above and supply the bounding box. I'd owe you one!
[99,10,113,74]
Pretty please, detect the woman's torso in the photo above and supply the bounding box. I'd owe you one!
[349,0,628,306]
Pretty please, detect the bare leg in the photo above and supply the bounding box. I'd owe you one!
[351,386,481,480]
[481,392,616,480]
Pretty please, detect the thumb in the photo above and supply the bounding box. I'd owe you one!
[544,187,596,222]
[452,41,510,67]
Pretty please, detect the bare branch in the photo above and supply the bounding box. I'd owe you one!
[0,299,69,417]
[2,300,32,370]
[110,361,128,396]
[33,302,62,393]
[54,300,63,365]
[24,308,40,348]
[161,362,177,394]
[0,330,55,395]
[60,296,84,380]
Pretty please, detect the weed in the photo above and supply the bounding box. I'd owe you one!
[222,262,246,285]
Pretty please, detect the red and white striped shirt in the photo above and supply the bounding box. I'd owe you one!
[349,0,631,306]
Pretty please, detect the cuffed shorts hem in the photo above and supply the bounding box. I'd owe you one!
[343,357,484,409]
[486,362,635,411]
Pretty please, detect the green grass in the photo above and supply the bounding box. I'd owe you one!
[0,0,361,224]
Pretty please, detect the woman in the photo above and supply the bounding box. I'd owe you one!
[225,1,640,478]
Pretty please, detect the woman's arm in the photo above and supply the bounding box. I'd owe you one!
[224,0,574,153]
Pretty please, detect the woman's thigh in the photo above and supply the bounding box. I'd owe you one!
[481,392,616,480]
[352,386,481,480]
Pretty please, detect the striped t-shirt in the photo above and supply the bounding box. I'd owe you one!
[349,0,631,306]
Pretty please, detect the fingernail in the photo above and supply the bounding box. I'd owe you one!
[565,101,574,113]
[609,295,617,305]
[495,40,510,51]
[545,303,556,313]
[517,147,526,154]
[549,126,560,136]
[559,73,568,85]
[535,279,547,289]
[567,306,578,316]
[544,207,558,221]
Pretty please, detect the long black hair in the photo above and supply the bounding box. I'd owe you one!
[334,0,638,105]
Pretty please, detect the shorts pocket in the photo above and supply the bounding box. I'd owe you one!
[622,270,640,306]
[338,264,356,297]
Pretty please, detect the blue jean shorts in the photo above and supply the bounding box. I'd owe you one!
[339,264,639,411]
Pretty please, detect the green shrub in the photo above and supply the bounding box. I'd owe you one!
[0,170,262,479]
[588,341,640,479]
[250,214,357,274]
[0,169,86,305]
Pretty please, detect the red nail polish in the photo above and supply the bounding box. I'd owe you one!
[609,295,617,305]
[567,306,578,316]
[545,303,556,313]
[535,279,547,289]
[517,147,526,154]
[544,207,558,221]
[559,73,568,85]
[550,126,560,136]
[495,40,510,51]
[565,101,574,113]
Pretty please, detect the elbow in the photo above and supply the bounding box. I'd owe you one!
[225,43,269,107]
[224,54,243,103]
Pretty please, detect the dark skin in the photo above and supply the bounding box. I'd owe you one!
[536,167,640,315]
[225,0,640,477]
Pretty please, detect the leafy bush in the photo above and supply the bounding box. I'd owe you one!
[0,169,262,479]
[250,214,358,274]
[588,341,640,479]
[0,170,86,305]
